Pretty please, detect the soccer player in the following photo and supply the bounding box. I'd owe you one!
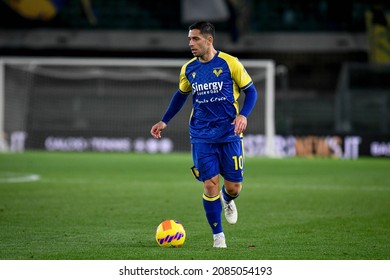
[150,21,258,248]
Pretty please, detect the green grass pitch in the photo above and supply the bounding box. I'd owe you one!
[0,152,389,260]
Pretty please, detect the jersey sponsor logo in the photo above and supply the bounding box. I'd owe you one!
[195,96,227,104]
[191,81,223,95]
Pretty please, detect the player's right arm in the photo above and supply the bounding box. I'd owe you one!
[151,63,192,139]
[150,121,167,139]
[150,90,189,138]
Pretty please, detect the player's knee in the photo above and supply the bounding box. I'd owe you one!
[224,181,242,197]
[203,176,219,197]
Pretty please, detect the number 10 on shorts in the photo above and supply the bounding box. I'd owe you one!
[232,155,243,170]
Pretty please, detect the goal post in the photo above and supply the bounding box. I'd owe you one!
[0,57,275,156]
[0,60,7,151]
[242,59,276,157]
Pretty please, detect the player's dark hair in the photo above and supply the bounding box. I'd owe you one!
[189,21,215,39]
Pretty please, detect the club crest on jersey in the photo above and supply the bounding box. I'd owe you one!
[192,72,196,79]
[213,68,223,77]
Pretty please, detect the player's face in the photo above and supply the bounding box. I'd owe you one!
[188,29,211,59]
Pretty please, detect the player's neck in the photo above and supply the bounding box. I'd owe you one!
[199,48,217,63]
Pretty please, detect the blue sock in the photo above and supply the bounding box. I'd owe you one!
[221,185,239,203]
[202,194,223,234]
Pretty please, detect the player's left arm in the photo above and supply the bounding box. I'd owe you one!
[232,84,258,135]
[227,56,258,135]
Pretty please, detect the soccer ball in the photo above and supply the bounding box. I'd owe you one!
[155,219,186,247]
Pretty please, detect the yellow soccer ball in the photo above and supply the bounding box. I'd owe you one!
[155,219,186,247]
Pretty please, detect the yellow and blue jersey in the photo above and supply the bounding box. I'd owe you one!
[179,51,253,143]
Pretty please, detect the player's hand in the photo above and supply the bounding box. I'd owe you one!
[232,115,247,135]
[150,121,167,139]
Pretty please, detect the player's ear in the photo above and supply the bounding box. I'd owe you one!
[207,35,213,45]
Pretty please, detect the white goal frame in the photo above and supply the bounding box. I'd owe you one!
[0,57,275,156]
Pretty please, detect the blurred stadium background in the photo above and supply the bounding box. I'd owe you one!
[1,0,389,159]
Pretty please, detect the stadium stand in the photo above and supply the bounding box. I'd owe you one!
[0,0,389,138]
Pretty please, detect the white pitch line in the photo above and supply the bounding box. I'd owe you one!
[0,173,40,183]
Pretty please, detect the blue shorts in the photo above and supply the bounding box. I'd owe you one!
[191,140,244,183]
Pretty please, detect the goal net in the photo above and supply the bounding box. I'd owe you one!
[0,57,275,156]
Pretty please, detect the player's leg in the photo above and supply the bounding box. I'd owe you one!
[220,180,241,225]
[203,175,226,248]
[219,140,244,224]
[203,175,222,235]
[223,181,242,198]
[192,143,226,248]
